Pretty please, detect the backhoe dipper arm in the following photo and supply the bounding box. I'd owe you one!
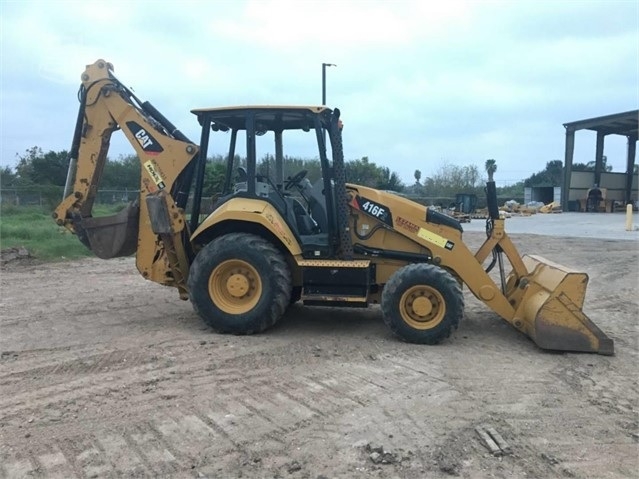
[53,60,199,296]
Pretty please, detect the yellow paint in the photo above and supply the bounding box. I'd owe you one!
[417,228,449,248]
[191,198,302,256]
[399,285,445,330]
[209,259,262,314]
[297,259,370,268]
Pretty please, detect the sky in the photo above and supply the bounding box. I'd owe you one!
[1,0,637,186]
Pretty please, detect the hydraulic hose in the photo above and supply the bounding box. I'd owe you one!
[63,86,88,199]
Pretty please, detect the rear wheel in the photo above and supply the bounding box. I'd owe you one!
[381,263,463,344]
[188,233,291,334]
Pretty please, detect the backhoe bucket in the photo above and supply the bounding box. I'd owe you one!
[513,255,614,355]
[74,203,140,259]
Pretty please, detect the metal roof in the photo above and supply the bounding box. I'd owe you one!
[191,105,328,114]
[190,106,331,131]
[563,110,638,137]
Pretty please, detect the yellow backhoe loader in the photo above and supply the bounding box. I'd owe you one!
[53,60,614,355]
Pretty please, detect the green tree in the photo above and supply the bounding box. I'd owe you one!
[524,160,563,187]
[376,167,405,192]
[497,181,525,198]
[15,146,70,186]
[429,163,483,197]
[572,155,613,173]
[258,155,322,186]
[571,162,590,171]
[485,159,497,182]
[586,155,613,172]
[414,169,422,185]
[344,156,380,186]
[341,156,402,190]
[1,166,17,188]
[203,159,227,195]
[101,154,141,189]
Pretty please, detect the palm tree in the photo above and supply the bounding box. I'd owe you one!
[414,169,422,185]
[485,159,497,182]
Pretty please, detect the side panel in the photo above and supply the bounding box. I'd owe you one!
[190,198,303,256]
[347,185,516,317]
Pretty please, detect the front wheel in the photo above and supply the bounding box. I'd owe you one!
[381,263,463,344]
[188,233,291,334]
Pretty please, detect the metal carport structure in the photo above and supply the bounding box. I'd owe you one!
[562,110,638,211]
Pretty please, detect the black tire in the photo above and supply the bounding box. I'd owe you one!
[188,233,291,334]
[381,263,463,345]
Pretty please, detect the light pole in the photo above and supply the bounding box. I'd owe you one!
[322,62,336,105]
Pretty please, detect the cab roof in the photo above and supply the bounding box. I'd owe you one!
[191,105,331,132]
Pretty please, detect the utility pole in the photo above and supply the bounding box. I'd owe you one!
[322,63,336,105]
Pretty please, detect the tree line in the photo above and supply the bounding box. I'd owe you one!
[1,147,405,194]
[3,146,606,203]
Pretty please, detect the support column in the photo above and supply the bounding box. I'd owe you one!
[562,128,575,211]
[625,134,637,205]
[594,131,605,186]
[275,131,283,190]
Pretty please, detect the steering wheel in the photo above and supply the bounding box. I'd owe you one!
[285,170,308,190]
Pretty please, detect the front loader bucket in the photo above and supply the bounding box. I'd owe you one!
[513,255,614,355]
[74,202,140,259]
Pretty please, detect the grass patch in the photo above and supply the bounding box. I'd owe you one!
[0,204,128,262]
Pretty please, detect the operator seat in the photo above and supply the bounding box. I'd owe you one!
[288,197,318,235]
[266,190,318,237]
[308,179,329,233]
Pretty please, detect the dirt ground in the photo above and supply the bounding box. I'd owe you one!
[0,230,637,479]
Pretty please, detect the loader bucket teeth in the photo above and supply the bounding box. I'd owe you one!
[514,255,614,355]
[74,203,140,259]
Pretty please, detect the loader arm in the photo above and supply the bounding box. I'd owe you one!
[440,217,611,355]
[349,185,613,355]
[53,60,200,298]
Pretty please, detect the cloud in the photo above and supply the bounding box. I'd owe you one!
[1,0,637,183]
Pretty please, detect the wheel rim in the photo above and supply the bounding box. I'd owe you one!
[399,285,446,330]
[208,259,262,314]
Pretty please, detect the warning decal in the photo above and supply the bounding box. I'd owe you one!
[417,228,455,250]
[144,161,166,190]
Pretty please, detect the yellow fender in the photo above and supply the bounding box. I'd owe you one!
[190,198,302,256]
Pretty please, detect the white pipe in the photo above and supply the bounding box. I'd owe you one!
[626,204,633,231]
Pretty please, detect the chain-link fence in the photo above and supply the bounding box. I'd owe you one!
[0,187,524,214]
[402,195,524,210]
[0,188,139,209]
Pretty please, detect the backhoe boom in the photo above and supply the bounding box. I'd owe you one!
[54,60,199,296]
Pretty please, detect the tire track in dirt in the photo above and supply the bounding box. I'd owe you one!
[0,339,286,420]
[0,348,152,387]
[2,236,636,478]
[0,346,458,478]
[0,359,173,421]
[552,359,639,416]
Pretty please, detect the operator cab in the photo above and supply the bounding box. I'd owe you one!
[190,106,339,257]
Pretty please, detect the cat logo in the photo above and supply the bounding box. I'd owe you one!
[135,129,153,149]
[126,121,164,155]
